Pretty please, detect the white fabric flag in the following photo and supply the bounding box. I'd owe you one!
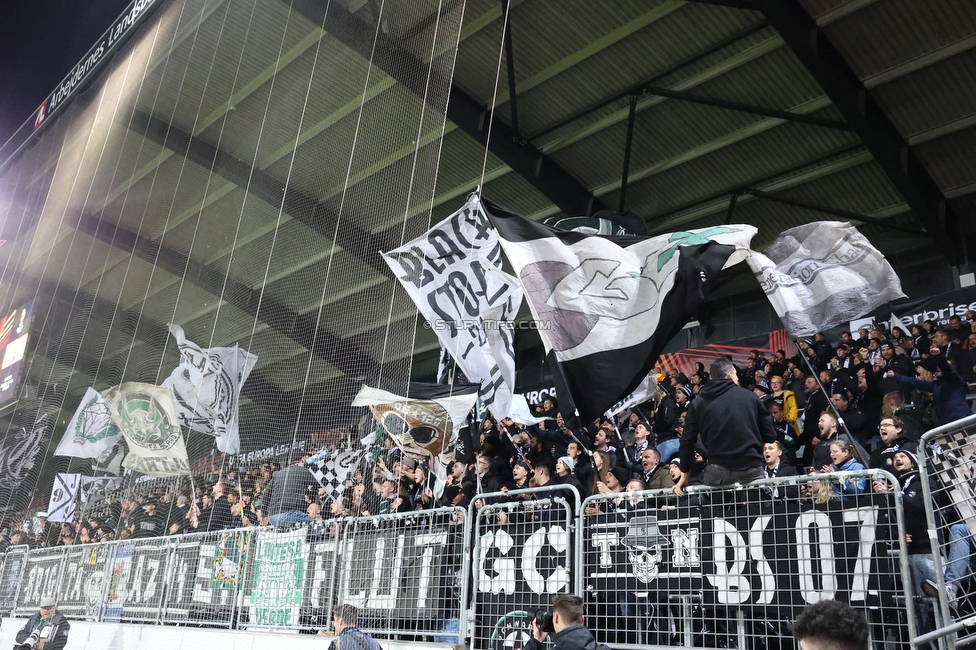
[47,473,81,523]
[509,394,548,426]
[162,324,257,454]
[605,373,661,417]
[746,221,906,339]
[104,382,191,477]
[353,382,479,498]
[54,387,123,459]
[79,476,120,505]
[382,193,522,420]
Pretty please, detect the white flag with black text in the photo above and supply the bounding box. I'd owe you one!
[746,221,906,339]
[162,324,257,455]
[382,193,522,420]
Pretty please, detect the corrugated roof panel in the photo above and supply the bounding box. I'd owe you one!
[821,0,976,80]
[625,120,861,218]
[508,3,759,136]
[530,26,784,150]
[912,124,976,194]
[871,49,976,137]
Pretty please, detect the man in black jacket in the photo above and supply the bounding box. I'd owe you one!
[15,597,70,650]
[674,357,776,496]
[525,594,602,650]
[260,459,317,527]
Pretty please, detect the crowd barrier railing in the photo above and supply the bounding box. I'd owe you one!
[0,472,931,648]
[468,485,580,650]
[917,414,976,649]
[579,470,915,650]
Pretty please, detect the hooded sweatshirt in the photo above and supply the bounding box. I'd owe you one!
[678,378,777,473]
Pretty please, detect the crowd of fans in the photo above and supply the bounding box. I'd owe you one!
[0,318,966,546]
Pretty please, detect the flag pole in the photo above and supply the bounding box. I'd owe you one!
[795,338,858,442]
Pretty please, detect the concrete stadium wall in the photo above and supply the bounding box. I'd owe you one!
[0,618,454,650]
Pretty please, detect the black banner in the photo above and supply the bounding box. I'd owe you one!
[58,545,111,619]
[0,548,27,615]
[337,518,462,620]
[15,549,65,615]
[475,521,574,649]
[583,497,899,614]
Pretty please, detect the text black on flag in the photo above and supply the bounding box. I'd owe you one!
[383,193,522,419]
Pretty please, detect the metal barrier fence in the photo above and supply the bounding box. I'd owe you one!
[579,471,915,649]
[0,473,942,648]
[918,414,976,649]
[468,485,580,650]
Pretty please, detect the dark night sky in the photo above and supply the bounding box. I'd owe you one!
[0,0,134,148]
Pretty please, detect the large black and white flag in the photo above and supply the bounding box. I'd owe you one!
[484,198,755,422]
[352,382,479,496]
[308,449,363,504]
[746,221,905,339]
[162,324,257,454]
[0,413,50,493]
[382,193,522,420]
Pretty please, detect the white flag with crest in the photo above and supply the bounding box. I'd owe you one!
[746,221,906,339]
[54,387,123,459]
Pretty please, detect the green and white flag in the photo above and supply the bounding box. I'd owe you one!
[249,529,307,627]
[104,382,190,477]
[54,387,122,459]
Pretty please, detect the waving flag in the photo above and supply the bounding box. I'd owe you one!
[746,221,905,339]
[308,449,363,505]
[104,382,190,477]
[54,387,122,459]
[353,382,479,496]
[46,473,81,523]
[484,198,755,422]
[162,324,257,454]
[383,193,522,420]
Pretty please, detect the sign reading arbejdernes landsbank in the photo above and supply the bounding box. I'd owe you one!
[33,0,161,131]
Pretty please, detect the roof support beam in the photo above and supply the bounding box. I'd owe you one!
[528,20,770,141]
[754,0,964,264]
[647,143,865,224]
[289,0,606,216]
[131,110,397,275]
[501,0,520,139]
[70,205,381,381]
[639,86,852,130]
[744,188,925,235]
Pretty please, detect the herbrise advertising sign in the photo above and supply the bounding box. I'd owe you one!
[850,285,976,334]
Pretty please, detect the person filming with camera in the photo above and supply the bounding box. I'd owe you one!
[526,594,605,650]
[14,597,69,650]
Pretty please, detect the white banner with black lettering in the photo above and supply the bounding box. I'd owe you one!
[382,193,522,419]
